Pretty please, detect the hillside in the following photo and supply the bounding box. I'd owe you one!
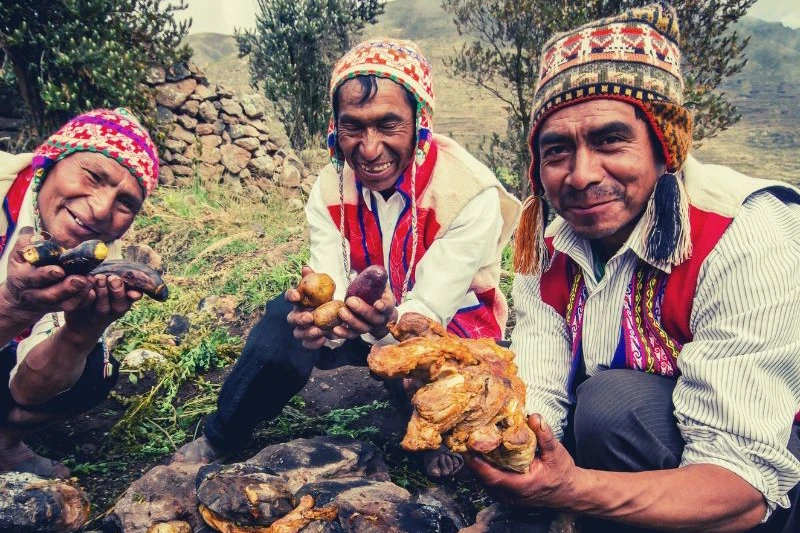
[185,4,800,182]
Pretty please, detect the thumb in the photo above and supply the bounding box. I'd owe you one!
[301,265,315,277]
[528,414,557,456]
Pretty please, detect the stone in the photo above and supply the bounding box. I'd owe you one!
[185,135,223,164]
[253,148,266,158]
[219,113,240,125]
[171,165,194,177]
[0,472,90,533]
[166,315,190,345]
[217,85,234,99]
[146,66,166,85]
[250,119,270,134]
[195,463,294,526]
[181,99,200,117]
[164,138,187,153]
[243,182,263,200]
[279,163,302,188]
[219,98,243,117]
[156,105,174,125]
[233,137,260,152]
[197,295,238,321]
[248,156,276,178]
[192,84,217,101]
[220,144,251,174]
[228,123,259,140]
[194,123,214,136]
[123,242,163,272]
[146,522,192,533]
[238,168,252,180]
[246,437,390,493]
[177,115,198,130]
[169,124,196,144]
[155,78,197,109]
[122,349,167,370]
[105,327,125,352]
[198,100,218,123]
[165,62,192,82]
[287,198,304,211]
[240,93,265,119]
[164,152,192,166]
[196,163,224,184]
[105,463,205,533]
[158,166,175,186]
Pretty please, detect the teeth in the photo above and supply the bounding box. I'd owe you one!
[360,162,391,173]
[74,216,85,227]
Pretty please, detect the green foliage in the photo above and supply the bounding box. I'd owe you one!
[237,0,384,149]
[441,0,757,197]
[0,0,191,141]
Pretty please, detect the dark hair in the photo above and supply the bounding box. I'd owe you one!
[332,75,417,121]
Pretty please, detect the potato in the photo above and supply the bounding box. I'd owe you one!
[345,265,388,305]
[313,300,345,330]
[297,272,335,308]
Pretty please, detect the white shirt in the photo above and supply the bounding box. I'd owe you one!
[513,190,800,514]
[305,178,504,345]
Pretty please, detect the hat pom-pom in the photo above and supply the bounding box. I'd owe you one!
[513,195,549,275]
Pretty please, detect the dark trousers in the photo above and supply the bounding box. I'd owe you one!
[572,369,800,533]
[204,296,375,452]
[0,342,118,420]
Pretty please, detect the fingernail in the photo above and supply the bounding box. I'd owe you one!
[71,278,85,289]
[539,415,550,432]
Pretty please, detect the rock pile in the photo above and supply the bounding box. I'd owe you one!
[147,62,315,208]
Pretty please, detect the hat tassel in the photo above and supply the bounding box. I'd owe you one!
[643,172,692,265]
[513,195,549,276]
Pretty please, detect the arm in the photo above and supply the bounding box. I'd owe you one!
[10,274,141,405]
[468,415,765,532]
[469,193,800,531]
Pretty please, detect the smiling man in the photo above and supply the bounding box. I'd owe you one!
[467,4,800,533]
[0,108,159,477]
[174,38,521,478]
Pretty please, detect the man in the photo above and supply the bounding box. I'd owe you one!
[174,38,521,478]
[0,108,159,477]
[468,3,800,532]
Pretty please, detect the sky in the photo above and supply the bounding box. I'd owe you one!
[175,0,800,35]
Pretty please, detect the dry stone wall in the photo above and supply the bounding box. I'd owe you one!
[148,62,315,207]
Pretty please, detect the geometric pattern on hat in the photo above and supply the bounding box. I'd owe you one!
[327,38,435,170]
[528,2,689,190]
[33,107,159,197]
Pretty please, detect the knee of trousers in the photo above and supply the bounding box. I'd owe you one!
[572,369,682,470]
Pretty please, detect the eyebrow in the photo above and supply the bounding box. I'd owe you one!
[84,161,144,208]
[338,112,406,124]
[538,120,635,146]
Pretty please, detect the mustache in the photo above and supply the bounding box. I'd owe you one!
[560,183,624,207]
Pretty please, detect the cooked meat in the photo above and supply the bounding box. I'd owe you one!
[369,313,536,473]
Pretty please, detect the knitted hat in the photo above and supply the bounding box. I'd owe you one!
[327,38,435,298]
[327,38,435,171]
[32,107,159,198]
[515,2,694,275]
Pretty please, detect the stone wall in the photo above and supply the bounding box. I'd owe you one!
[148,62,314,207]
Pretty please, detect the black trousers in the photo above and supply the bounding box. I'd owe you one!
[204,295,376,452]
[571,369,800,533]
[0,342,118,419]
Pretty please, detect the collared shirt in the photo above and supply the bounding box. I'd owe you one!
[305,178,504,345]
[513,190,800,513]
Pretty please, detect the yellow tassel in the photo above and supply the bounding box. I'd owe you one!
[513,195,548,275]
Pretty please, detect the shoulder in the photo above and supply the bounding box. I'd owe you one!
[431,134,497,185]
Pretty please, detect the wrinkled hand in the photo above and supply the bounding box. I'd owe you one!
[0,227,94,320]
[465,414,579,509]
[286,266,332,350]
[333,285,397,340]
[63,274,142,341]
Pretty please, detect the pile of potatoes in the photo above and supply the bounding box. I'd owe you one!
[296,265,389,331]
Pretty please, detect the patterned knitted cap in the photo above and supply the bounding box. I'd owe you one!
[33,107,159,198]
[327,38,435,170]
[515,2,694,276]
[528,2,691,182]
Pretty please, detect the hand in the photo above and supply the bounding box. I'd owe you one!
[332,285,397,340]
[465,414,579,509]
[286,266,331,349]
[0,227,94,320]
[63,274,142,341]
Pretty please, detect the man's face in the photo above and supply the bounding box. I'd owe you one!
[36,151,144,249]
[538,99,665,253]
[336,78,416,192]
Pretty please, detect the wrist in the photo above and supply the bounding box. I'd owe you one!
[60,320,103,348]
[0,283,41,326]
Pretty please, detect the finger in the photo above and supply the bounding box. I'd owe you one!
[331,324,360,339]
[288,310,313,328]
[15,265,66,288]
[339,304,373,333]
[302,337,327,350]
[93,275,111,314]
[125,289,143,301]
[344,297,386,326]
[300,265,315,277]
[528,414,557,457]
[107,276,132,314]
[285,288,302,304]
